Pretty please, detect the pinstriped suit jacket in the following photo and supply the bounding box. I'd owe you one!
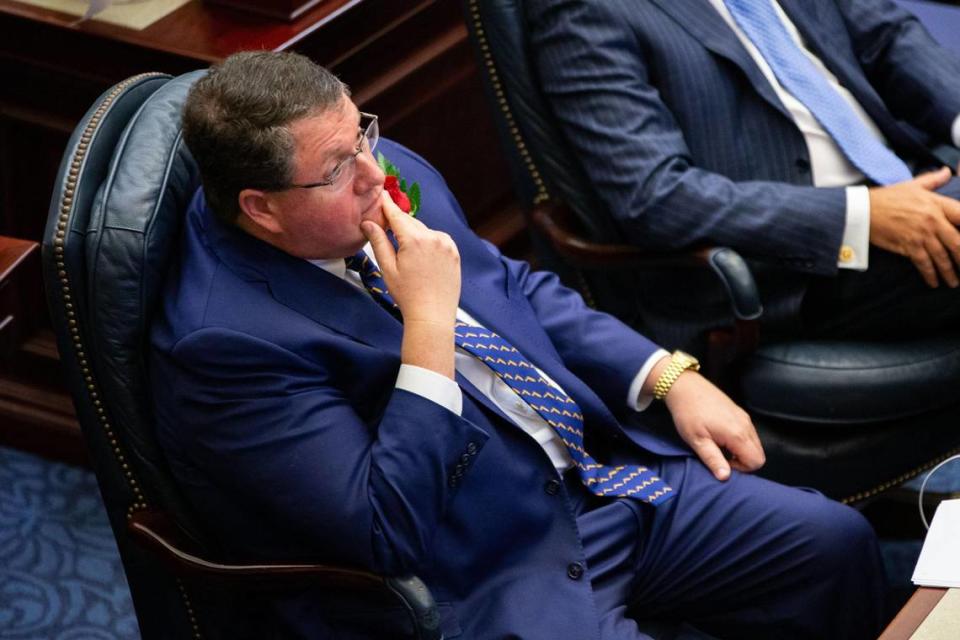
[526,0,960,338]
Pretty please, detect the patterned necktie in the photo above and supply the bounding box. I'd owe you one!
[346,251,675,505]
[723,0,912,185]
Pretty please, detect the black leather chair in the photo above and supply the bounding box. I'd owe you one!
[42,72,440,640]
[462,0,960,503]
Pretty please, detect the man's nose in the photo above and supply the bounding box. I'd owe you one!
[354,150,385,193]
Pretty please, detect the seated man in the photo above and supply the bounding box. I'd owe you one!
[150,51,884,639]
[526,0,960,346]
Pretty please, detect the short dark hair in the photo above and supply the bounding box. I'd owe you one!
[182,51,348,224]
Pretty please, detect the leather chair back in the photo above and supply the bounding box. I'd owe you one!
[42,71,232,639]
[462,0,613,238]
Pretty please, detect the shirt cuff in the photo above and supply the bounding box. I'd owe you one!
[952,113,960,148]
[837,186,870,271]
[627,348,671,412]
[395,364,463,416]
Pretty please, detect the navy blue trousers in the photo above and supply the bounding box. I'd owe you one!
[568,457,886,640]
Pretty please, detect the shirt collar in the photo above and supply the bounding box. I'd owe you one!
[307,242,374,280]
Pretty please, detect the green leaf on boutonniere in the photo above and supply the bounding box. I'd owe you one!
[408,182,421,216]
[377,152,400,177]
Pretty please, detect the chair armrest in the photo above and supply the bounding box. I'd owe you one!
[128,510,442,639]
[931,143,960,171]
[529,200,762,320]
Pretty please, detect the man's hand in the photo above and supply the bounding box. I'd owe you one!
[362,191,461,379]
[650,358,765,481]
[869,167,960,288]
[362,191,461,324]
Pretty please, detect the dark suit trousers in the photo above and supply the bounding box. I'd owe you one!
[568,457,885,640]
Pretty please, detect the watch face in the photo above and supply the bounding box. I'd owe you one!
[676,351,699,365]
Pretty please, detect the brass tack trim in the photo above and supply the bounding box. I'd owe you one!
[841,446,960,504]
[467,0,548,202]
[176,580,203,639]
[56,70,204,637]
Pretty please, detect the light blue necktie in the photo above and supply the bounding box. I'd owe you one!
[346,251,676,505]
[723,0,912,185]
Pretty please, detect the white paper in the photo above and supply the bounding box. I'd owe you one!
[913,499,960,588]
[14,0,191,30]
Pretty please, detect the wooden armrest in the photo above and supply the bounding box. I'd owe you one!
[129,509,386,588]
[128,509,442,637]
[528,201,762,367]
[0,236,41,361]
[529,200,712,269]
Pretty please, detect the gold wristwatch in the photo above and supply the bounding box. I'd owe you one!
[653,350,700,400]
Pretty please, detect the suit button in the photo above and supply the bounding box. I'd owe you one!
[466,442,479,454]
[544,479,561,495]
[795,157,811,172]
[448,477,458,488]
[460,454,471,464]
[567,562,584,580]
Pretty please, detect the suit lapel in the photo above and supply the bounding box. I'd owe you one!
[652,0,931,165]
[649,0,792,121]
[777,0,930,160]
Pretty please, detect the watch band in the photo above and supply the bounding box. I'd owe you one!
[653,351,700,400]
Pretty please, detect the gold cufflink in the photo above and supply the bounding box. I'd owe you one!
[839,245,855,263]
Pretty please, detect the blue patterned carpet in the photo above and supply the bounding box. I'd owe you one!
[1,444,958,638]
[0,447,139,640]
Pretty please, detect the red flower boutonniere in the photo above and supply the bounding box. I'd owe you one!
[378,152,421,217]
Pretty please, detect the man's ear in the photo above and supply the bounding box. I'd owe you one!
[238,188,283,235]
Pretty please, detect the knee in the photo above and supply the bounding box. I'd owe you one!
[802,498,880,574]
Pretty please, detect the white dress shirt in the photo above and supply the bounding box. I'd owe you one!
[710,0,960,272]
[310,246,669,471]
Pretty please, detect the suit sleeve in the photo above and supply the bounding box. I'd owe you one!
[526,0,847,276]
[165,327,489,576]
[836,0,960,143]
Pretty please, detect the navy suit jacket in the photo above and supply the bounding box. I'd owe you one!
[150,139,690,639]
[526,0,960,330]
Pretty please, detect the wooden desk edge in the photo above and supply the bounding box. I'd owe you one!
[878,587,948,640]
[0,237,40,283]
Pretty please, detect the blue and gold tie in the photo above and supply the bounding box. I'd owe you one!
[723,0,912,185]
[347,251,675,505]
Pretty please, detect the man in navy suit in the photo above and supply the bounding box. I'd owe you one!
[151,51,885,639]
[526,0,960,345]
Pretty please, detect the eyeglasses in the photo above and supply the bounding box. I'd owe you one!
[285,112,379,191]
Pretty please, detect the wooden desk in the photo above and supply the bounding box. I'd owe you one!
[0,235,39,358]
[879,588,949,640]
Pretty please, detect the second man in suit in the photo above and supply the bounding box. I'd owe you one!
[527,0,960,345]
